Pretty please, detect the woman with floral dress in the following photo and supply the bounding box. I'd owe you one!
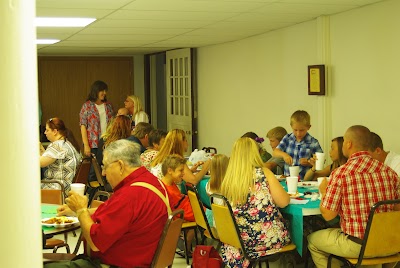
[220,137,291,268]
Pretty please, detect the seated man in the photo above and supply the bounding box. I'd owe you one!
[307,125,400,268]
[369,131,400,175]
[45,140,169,268]
[127,122,154,153]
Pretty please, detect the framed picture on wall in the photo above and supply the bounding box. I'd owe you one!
[308,65,325,95]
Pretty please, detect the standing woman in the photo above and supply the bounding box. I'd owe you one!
[124,95,149,127]
[220,137,291,268]
[40,118,82,192]
[79,80,114,157]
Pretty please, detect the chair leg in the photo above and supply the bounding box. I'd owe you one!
[73,233,83,255]
[53,243,70,254]
[183,229,190,265]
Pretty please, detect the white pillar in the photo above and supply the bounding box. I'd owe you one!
[0,0,41,267]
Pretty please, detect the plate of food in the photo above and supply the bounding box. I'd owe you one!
[298,181,318,188]
[41,216,78,228]
[288,192,304,198]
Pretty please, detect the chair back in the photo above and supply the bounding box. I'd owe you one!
[72,156,92,184]
[41,180,64,204]
[210,194,244,250]
[91,154,106,187]
[187,188,218,240]
[91,191,111,208]
[361,199,400,260]
[151,209,184,268]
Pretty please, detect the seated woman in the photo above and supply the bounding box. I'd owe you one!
[140,129,167,171]
[40,118,81,193]
[150,129,210,185]
[220,137,291,268]
[241,131,272,163]
[303,136,348,181]
[205,154,229,227]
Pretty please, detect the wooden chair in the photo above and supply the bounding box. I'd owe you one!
[187,187,221,249]
[211,194,296,268]
[41,180,70,253]
[151,209,184,268]
[72,156,92,185]
[328,199,400,268]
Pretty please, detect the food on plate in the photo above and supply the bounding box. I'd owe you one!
[288,192,299,197]
[42,217,74,225]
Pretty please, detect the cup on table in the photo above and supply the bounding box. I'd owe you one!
[70,183,85,196]
[315,152,325,171]
[289,166,300,177]
[286,176,298,194]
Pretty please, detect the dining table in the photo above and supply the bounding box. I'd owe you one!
[42,203,80,236]
[195,176,321,256]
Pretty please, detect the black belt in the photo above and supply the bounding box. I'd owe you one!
[346,234,363,245]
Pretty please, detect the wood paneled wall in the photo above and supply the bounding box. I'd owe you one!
[38,57,134,149]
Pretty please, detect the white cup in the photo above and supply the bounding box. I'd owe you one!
[289,166,300,177]
[286,176,298,194]
[315,152,325,171]
[70,183,85,196]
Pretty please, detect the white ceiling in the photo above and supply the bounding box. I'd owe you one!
[36,0,384,56]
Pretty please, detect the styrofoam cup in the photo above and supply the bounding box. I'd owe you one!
[70,183,85,196]
[315,152,325,171]
[286,176,298,194]
[289,166,300,177]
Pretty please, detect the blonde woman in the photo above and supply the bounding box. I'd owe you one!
[124,95,149,127]
[220,137,291,268]
[150,129,210,185]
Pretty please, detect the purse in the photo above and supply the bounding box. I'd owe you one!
[192,245,223,268]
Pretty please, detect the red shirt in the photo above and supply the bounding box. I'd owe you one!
[322,151,400,239]
[90,167,168,268]
[163,183,195,222]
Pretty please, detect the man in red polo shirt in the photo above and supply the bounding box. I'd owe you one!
[307,125,400,268]
[45,140,168,268]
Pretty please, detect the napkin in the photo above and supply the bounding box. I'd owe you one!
[289,199,309,205]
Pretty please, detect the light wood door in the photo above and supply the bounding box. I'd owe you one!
[166,48,193,154]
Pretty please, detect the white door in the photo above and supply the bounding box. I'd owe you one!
[166,48,193,154]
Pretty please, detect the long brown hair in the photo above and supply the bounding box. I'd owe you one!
[103,115,131,148]
[151,129,186,167]
[46,117,80,152]
[331,136,347,169]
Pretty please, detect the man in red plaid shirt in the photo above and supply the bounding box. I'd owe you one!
[308,125,400,268]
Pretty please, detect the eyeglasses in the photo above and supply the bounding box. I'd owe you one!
[101,160,119,171]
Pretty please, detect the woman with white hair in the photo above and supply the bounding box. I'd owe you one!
[124,95,149,127]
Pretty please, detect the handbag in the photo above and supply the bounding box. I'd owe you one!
[192,245,223,268]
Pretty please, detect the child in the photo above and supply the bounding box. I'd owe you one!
[140,129,167,170]
[161,155,195,254]
[273,110,323,179]
[205,154,229,227]
[241,131,272,162]
[116,107,129,116]
[265,126,287,174]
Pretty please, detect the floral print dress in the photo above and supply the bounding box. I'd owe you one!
[221,167,291,268]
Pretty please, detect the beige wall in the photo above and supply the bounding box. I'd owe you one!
[196,0,400,156]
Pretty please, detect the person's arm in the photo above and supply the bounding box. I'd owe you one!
[304,164,331,181]
[40,156,57,167]
[183,159,211,185]
[64,192,99,251]
[273,149,292,166]
[40,143,45,156]
[264,161,278,171]
[80,125,91,156]
[262,167,290,208]
[319,178,339,221]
